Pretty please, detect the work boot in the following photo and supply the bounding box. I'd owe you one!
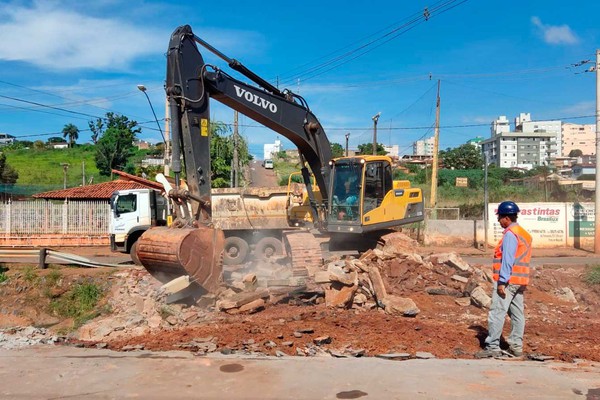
[474,348,502,359]
[508,347,523,357]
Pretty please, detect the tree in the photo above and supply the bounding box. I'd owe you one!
[47,137,64,144]
[568,149,583,157]
[0,153,18,184]
[88,118,104,144]
[209,122,251,187]
[331,143,344,158]
[33,140,46,150]
[93,113,141,177]
[61,123,79,148]
[357,143,387,155]
[439,144,484,170]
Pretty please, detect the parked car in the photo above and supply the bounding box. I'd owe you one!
[263,159,274,169]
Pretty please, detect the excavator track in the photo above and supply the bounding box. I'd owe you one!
[282,230,323,281]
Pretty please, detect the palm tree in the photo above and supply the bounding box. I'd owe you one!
[62,123,79,148]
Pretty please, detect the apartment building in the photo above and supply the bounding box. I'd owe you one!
[481,115,556,169]
[413,136,435,156]
[562,123,596,156]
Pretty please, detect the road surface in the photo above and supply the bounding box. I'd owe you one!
[249,159,278,187]
[0,346,598,399]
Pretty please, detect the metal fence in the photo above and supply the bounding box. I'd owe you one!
[0,200,110,235]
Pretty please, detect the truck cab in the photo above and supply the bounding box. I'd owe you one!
[109,188,168,263]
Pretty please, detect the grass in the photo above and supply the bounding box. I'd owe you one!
[50,282,103,327]
[23,266,38,283]
[0,267,7,283]
[584,265,600,285]
[4,146,108,188]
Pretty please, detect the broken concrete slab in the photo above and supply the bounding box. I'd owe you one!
[381,295,419,317]
[470,286,491,309]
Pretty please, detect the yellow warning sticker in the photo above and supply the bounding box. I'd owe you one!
[201,119,208,136]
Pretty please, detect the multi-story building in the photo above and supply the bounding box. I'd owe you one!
[383,144,399,158]
[413,136,435,156]
[263,139,282,160]
[562,123,596,156]
[481,115,556,169]
[467,136,484,150]
[515,113,561,156]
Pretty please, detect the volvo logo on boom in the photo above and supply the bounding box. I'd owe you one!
[233,85,277,113]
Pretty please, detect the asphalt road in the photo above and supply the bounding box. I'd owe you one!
[1,346,599,399]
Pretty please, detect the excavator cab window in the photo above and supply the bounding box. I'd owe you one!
[363,161,392,213]
[329,161,362,222]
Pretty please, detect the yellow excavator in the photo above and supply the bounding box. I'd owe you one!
[136,25,424,292]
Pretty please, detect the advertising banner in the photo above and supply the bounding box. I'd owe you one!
[566,202,594,247]
[487,203,566,248]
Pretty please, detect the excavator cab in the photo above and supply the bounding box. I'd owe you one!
[327,156,424,234]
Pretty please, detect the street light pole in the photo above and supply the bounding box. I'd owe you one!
[372,112,381,156]
[137,85,168,175]
[345,133,350,156]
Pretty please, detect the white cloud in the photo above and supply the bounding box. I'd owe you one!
[0,1,167,70]
[531,16,579,45]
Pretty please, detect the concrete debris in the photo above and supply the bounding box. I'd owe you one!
[381,295,420,317]
[0,327,62,349]
[554,287,577,303]
[470,286,492,309]
[375,353,411,360]
[69,244,493,345]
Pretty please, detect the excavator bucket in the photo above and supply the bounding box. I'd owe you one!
[136,226,225,293]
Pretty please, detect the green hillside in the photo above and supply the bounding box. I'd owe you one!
[3,146,113,195]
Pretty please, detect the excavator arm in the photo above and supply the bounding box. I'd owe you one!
[137,25,335,291]
[165,25,332,225]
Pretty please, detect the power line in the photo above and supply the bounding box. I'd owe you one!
[277,0,469,86]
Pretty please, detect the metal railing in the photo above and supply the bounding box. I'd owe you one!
[0,200,110,235]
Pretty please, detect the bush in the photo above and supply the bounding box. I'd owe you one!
[50,282,102,326]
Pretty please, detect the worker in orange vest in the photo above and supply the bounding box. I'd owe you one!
[476,201,532,358]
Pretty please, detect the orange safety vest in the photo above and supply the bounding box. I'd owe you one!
[492,224,532,285]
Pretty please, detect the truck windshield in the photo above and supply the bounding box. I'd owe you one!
[115,193,137,214]
[328,161,362,222]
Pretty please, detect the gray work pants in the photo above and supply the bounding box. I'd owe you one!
[484,282,526,352]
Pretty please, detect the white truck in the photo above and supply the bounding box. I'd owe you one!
[109,186,301,265]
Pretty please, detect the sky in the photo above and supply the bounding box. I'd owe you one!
[0,0,598,159]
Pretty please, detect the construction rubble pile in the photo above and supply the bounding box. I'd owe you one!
[77,232,495,344]
[216,232,494,316]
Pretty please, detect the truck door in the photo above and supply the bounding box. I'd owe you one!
[111,192,140,240]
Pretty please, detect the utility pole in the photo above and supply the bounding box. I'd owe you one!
[232,111,239,188]
[594,49,600,253]
[430,80,441,211]
[372,112,381,155]
[484,151,489,251]
[164,98,170,176]
[82,161,85,186]
[61,163,70,189]
[345,133,350,156]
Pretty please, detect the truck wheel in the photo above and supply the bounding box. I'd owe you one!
[223,236,250,265]
[254,237,283,261]
[130,240,141,265]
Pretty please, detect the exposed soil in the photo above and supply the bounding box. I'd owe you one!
[1,245,599,362]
